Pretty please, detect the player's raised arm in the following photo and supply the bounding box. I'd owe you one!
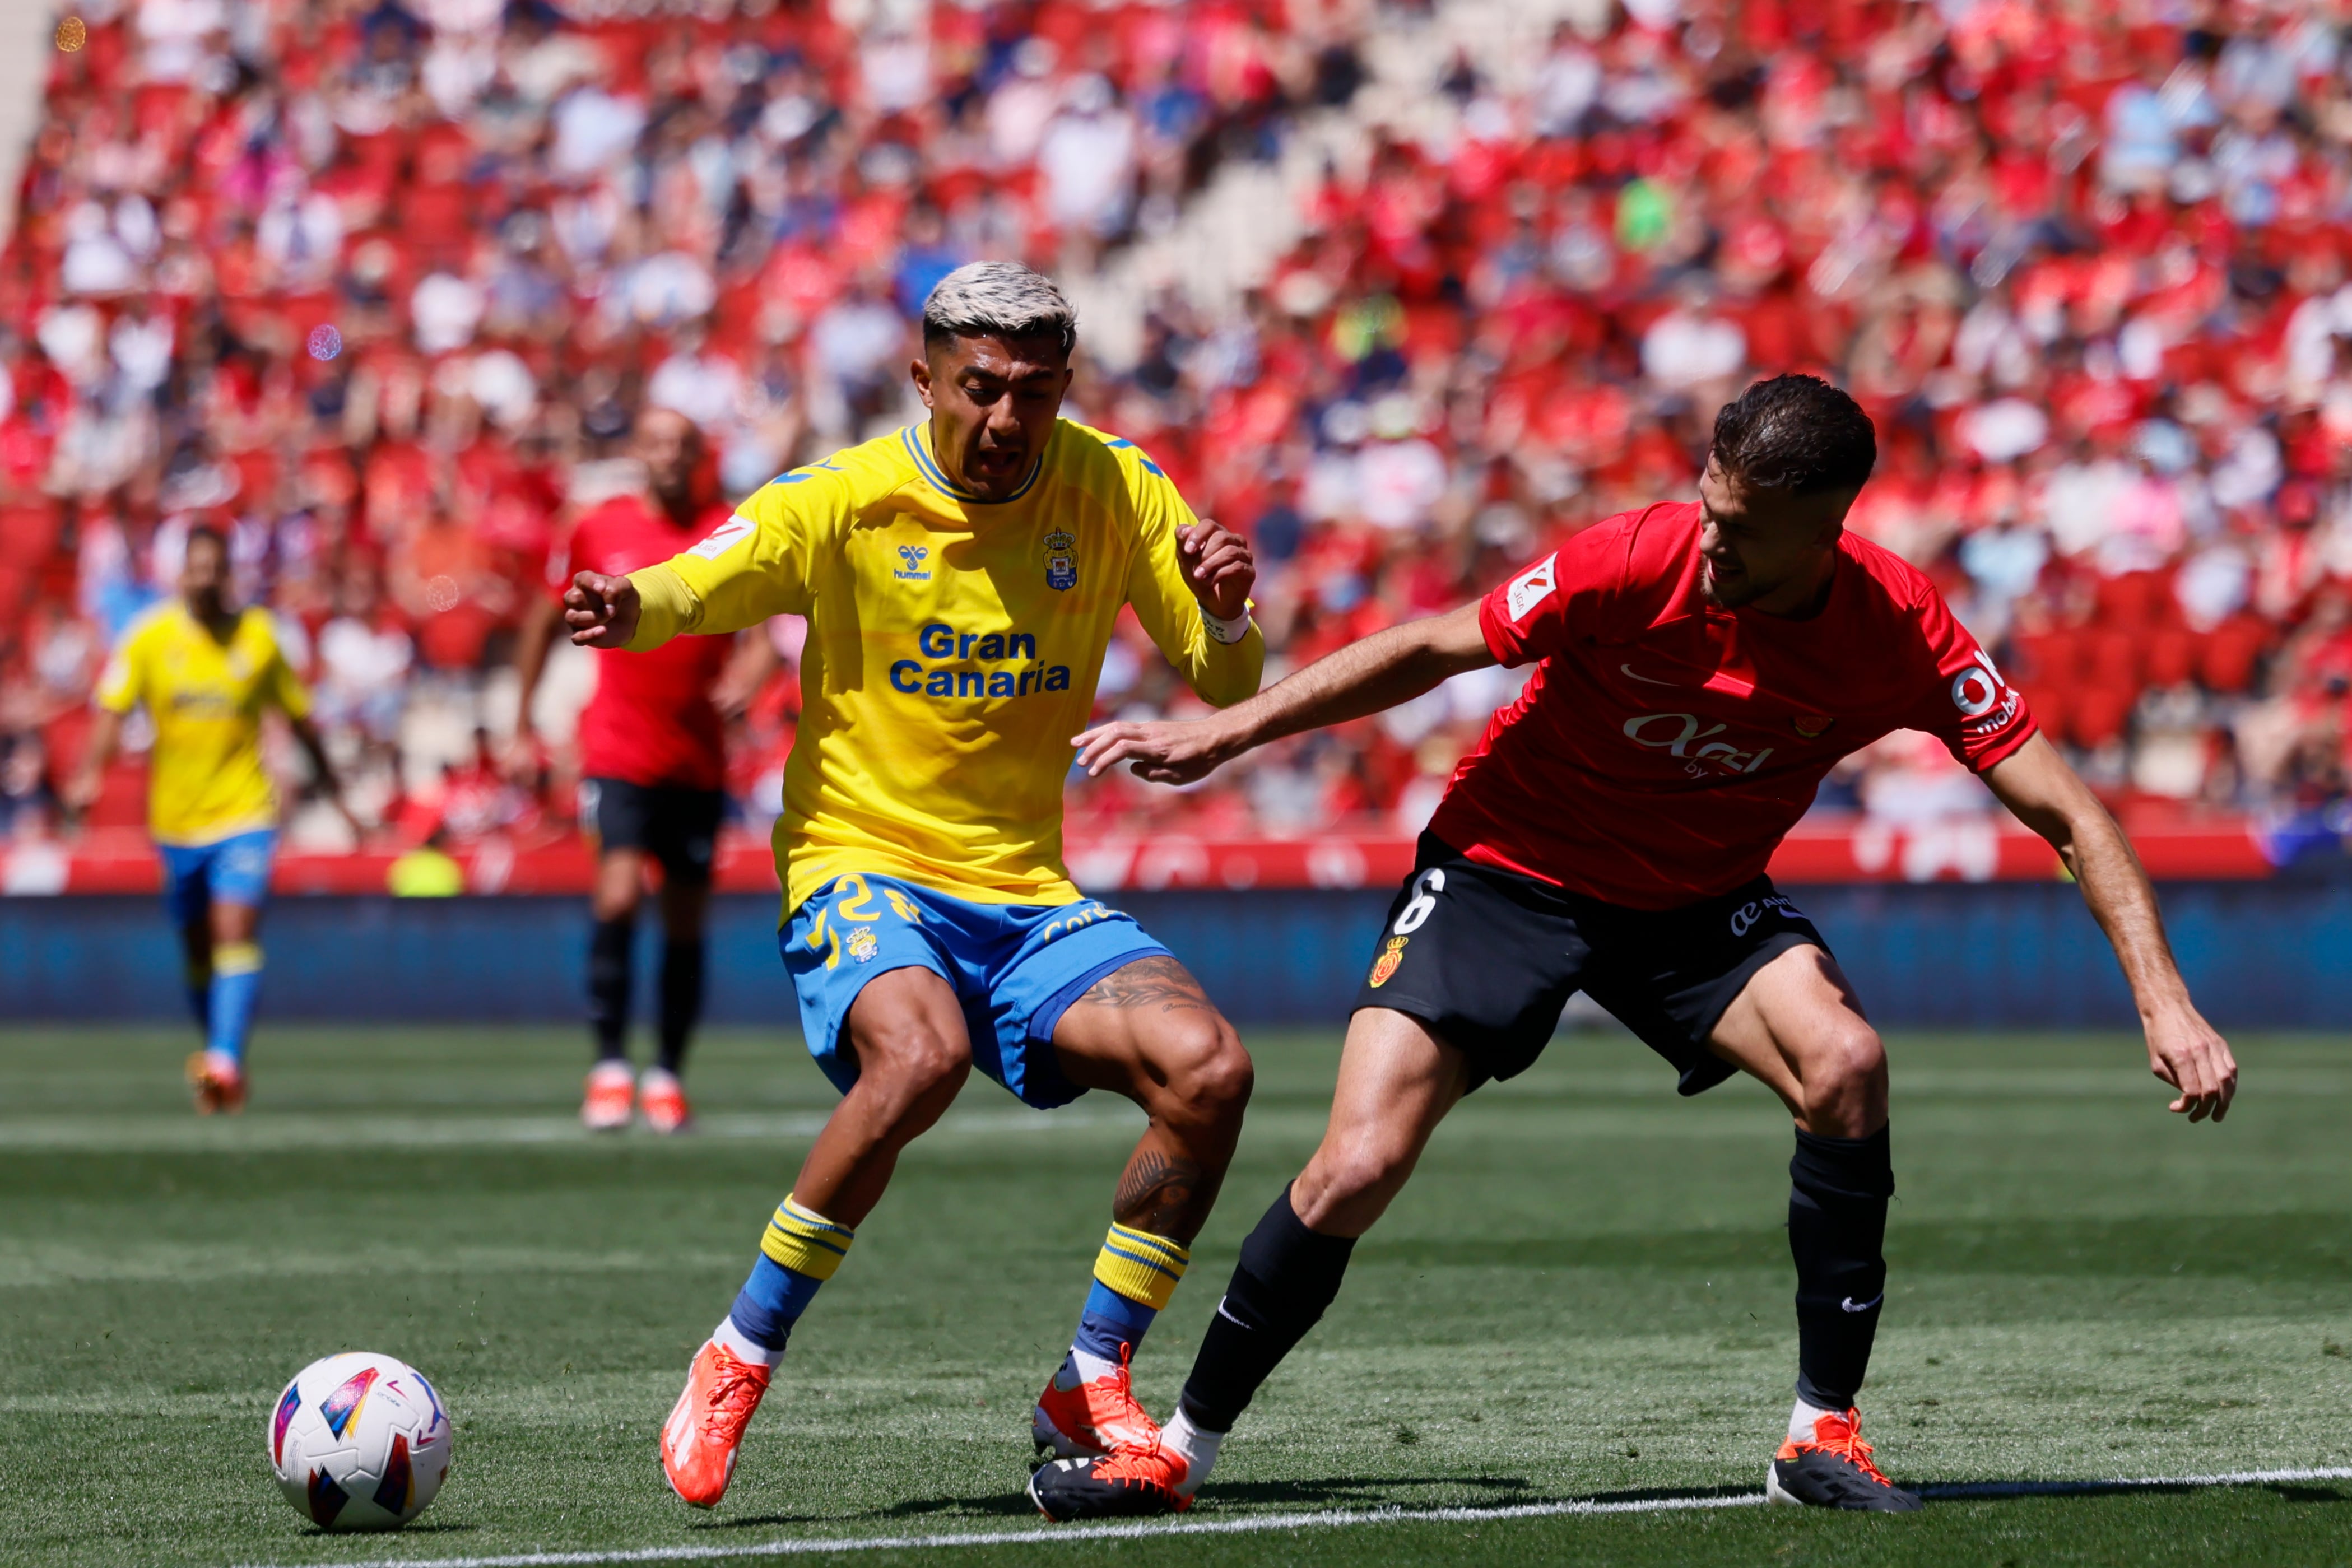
[1075,598,1494,784]
[1118,452,1266,707]
[570,469,832,652]
[1981,733,2237,1122]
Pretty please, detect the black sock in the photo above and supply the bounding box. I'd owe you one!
[657,938,705,1073]
[588,916,634,1061]
[1788,1124,1894,1411]
[1176,1185,1357,1435]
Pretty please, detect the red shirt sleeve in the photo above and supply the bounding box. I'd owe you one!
[1904,585,2039,772]
[1477,520,1629,667]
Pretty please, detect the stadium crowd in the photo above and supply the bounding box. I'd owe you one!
[2,0,2351,864]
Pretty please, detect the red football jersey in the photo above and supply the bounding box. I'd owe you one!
[1428,500,2038,909]
[551,495,738,790]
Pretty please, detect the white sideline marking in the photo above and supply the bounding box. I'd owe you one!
[227,1465,2352,1568]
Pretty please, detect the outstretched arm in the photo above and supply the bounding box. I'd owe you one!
[62,707,124,816]
[1981,732,2236,1122]
[288,714,365,839]
[1074,599,1494,784]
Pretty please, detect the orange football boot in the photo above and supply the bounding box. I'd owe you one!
[1029,1439,1193,1521]
[185,1051,246,1115]
[660,1338,773,1507]
[582,1060,635,1132]
[639,1066,691,1134]
[1768,1407,1921,1511]
[1033,1342,1161,1458]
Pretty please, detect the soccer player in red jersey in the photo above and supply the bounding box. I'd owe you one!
[1033,375,2239,1518]
[513,408,775,1133]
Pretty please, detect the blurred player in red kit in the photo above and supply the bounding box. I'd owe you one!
[514,408,776,1133]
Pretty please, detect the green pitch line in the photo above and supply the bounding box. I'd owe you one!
[4,1026,2352,1568]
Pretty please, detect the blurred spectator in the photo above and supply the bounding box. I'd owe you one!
[8,0,2352,853]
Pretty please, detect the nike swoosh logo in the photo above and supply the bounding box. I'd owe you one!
[1215,1300,1251,1329]
[1840,1294,1884,1313]
[1621,663,1685,687]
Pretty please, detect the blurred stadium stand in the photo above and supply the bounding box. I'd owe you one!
[4,0,2352,900]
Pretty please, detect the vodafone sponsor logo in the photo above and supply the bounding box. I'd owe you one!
[1622,711,1775,776]
[1505,554,1558,621]
[1950,653,2021,734]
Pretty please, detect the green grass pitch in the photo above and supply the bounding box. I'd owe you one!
[5,1021,2352,1567]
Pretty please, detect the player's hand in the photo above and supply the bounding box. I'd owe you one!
[61,766,104,817]
[500,729,543,784]
[564,571,640,649]
[1072,715,1240,785]
[2145,1004,2236,1123]
[1178,518,1254,624]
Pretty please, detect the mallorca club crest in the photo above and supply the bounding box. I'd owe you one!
[1043,530,1077,592]
[1368,935,1408,988]
[1791,713,1835,739]
[844,926,879,965]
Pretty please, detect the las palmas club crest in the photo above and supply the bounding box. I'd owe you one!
[1043,530,1077,590]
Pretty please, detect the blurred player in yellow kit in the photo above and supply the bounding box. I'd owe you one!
[560,262,1265,1506]
[66,524,353,1112]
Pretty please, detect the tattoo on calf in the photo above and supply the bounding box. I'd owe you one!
[1081,955,1211,1013]
[1114,1147,1211,1236]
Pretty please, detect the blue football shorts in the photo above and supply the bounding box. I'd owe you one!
[157,830,278,927]
[781,872,1172,1110]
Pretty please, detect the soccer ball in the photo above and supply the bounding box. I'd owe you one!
[267,1352,453,1530]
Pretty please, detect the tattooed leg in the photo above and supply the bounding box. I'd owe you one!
[1053,955,1253,1245]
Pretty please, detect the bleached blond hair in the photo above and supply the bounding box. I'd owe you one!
[920,262,1078,357]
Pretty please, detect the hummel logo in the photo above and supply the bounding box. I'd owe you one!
[894,544,932,581]
[1840,1294,1884,1314]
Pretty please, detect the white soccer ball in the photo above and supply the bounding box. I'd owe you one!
[268,1352,453,1531]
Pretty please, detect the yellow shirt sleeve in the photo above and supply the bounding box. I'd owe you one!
[623,462,847,650]
[1118,452,1264,709]
[94,622,147,714]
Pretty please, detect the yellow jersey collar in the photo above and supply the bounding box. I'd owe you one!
[903,422,1048,505]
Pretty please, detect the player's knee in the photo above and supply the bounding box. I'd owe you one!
[1802,1022,1886,1134]
[862,1026,970,1110]
[1303,1134,1416,1218]
[1155,1016,1254,1127]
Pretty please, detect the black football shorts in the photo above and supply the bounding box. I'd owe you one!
[1352,832,1831,1096]
[579,778,724,888]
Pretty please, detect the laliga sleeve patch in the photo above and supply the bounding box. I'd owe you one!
[1506,555,1558,622]
[687,514,757,561]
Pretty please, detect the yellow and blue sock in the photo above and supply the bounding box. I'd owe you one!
[207,942,262,1065]
[1063,1223,1191,1381]
[717,1195,856,1367]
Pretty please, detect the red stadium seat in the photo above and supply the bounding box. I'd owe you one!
[2068,683,2139,749]
[2200,615,2272,695]
[2143,626,2198,689]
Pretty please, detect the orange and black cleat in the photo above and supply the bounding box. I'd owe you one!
[1029,1439,1192,1522]
[1767,1407,1921,1511]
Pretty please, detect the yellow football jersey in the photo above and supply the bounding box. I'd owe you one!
[626,419,1265,914]
[95,602,312,846]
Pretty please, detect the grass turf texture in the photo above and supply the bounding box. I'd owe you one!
[4,1025,2351,1568]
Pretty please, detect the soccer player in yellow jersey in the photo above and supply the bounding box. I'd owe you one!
[560,262,1265,1507]
[66,525,353,1113]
